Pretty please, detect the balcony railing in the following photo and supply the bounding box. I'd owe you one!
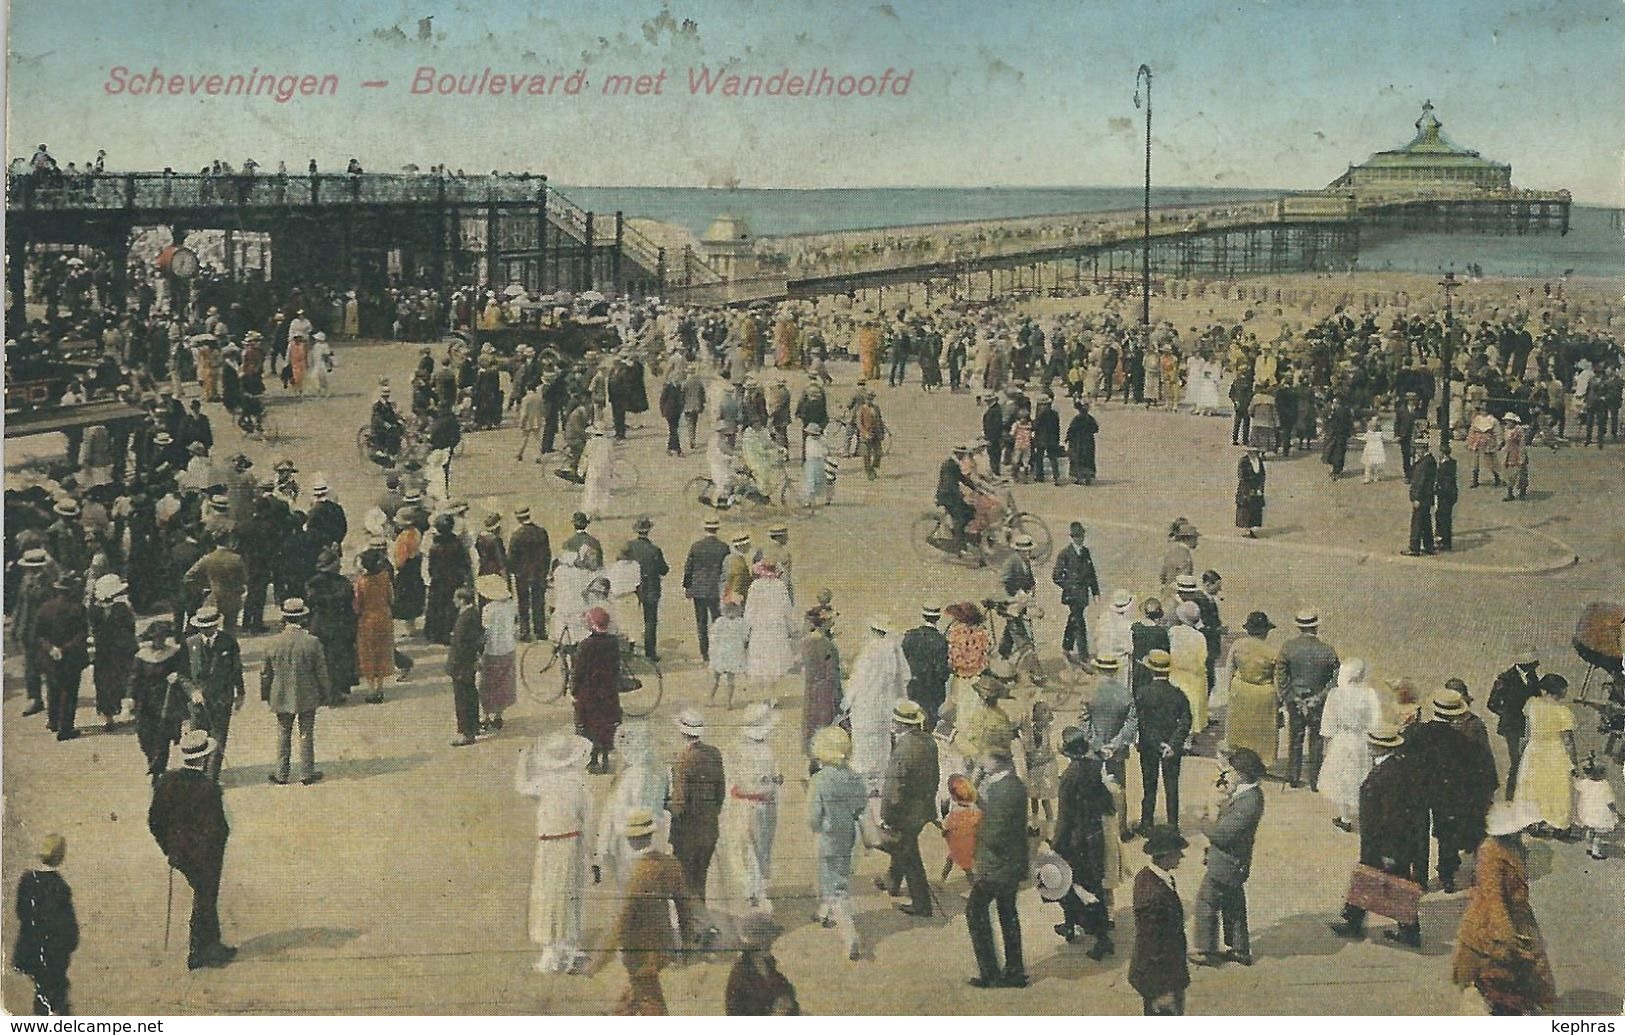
[5,171,551,211]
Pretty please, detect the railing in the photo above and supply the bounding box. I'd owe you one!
[5,171,550,211]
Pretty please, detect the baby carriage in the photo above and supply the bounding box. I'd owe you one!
[1573,601,1625,761]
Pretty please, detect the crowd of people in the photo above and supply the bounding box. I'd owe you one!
[6,242,1623,1017]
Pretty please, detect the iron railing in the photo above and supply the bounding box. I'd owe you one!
[5,171,550,211]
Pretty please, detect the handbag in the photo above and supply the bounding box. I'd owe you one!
[860,811,901,854]
[1345,863,1421,924]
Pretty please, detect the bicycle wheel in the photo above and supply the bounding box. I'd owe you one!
[1014,512,1054,564]
[355,426,371,463]
[911,512,948,562]
[520,639,569,703]
[612,456,641,495]
[618,653,664,717]
[682,475,716,507]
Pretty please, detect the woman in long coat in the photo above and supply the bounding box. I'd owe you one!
[354,547,396,704]
[1234,447,1266,537]
[806,727,868,960]
[1515,674,1579,835]
[1452,803,1555,1014]
[1052,734,1119,958]
[390,511,426,631]
[1318,658,1382,831]
[1224,611,1279,766]
[304,548,359,703]
[801,611,842,760]
[857,322,881,382]
[88,577,138,728]
[1065,401,1099,485]
[424,519,471,645]
[571,606,623,771]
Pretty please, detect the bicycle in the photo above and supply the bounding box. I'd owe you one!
[682,466,791,510]
[910,492,1053,568]
[981,596,1089,701]
[518,628,665,718]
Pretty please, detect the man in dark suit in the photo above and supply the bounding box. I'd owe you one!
[185,606,244,782]
[901,606,950,727]
[1129,599,1171,696]
[507,506,551,642]
[1330,727,1427,947]
[966,749,1029,988]
[447,588,482,746]
[667,709,726,905]
[304,482,347,550]
[623,517,670,661]
[12,834,78,1015]
[1487,648,1542,799]
[1403,687,1499,892]
[148,730,237,970]
[880,701,939,916]
[1051,522,1101,664]
[1274,610,1341,790]
[1135,650,1193,833]
[1404,429,1438,556]
[981,395,1005,476]
[1434,442,1459,551]
[1395,393,1419,481]
[34,574,90,741]
[1189,749,1267,967]
[682,517,730,662]
[1129,826,1190,1015]
[1032,395,1062,485]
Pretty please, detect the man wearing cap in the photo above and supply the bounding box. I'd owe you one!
[12,833,79,1014]
[507,508,551,643]
[999,535,1037,599]
[186,606,245,782]
[1135,649,1193,834]
[1403,430,1438,556]
[149,729,236,969]
[1082,653,1138,840]
[306,483,347,550]
[260,599,331,785]
[14,548,58,717]
[1189,748,1267,967]
[902,606,951,728]
[1401,689,1499,893]
[1330,727,1427,947]
[668,710,726,904]
[623,518,670,662]
[1052,522,1101,665]
[1274,610,1340,791]
[34,574,90,741]
[1130,827,1191,1014]
[1487,648,1541,800]
[879,700,939,917]
[184,535,247,633]
[966,748,1030,988]
[612,807,699,1014]
[682,518,729,662]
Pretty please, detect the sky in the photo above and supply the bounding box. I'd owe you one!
[5,0,1623,203]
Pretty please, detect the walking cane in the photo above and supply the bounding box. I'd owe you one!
[163,865,175,950]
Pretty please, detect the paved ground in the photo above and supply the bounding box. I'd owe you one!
[4,311,1624,1015]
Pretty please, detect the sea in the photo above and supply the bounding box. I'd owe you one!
[553,185,1625,280]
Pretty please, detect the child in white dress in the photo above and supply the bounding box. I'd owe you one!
[708,600,750,708]
[1577,754,1619,860]
[1359,417,1389,483]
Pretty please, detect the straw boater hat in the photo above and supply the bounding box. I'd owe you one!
[1367,725,1405,750]
[891,700,926,727]
[1293,610,1320,630]
[514,506,532,521]
[53,498,81,518]
[280,598,310,620]
[623,807,659,841]
[178,728,217,764]
[535,731,591,771]
[810,726,851,766]
[676,708,706,738]
[1034,858,1074,903]
[1110,589,1134,614]
[18,548,50,568]
[921,605,941,622]
[1142,648,1172,675]
[1502,412,1522,424]
[475,574,511,601]
[730,533,751,547]
[768,523,788,540]
[483,513,502,530]
[1012,533,1035,552]
[1092,653,1121,672]
[92,573,129,602]
[191,605,222,629]
[1174,573,1200,595]
[1431,688,1469,717]
[741,701,777,741]
[1514,646,1539,666]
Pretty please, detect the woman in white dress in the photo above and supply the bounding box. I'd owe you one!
[802,424,830,507]
[843,620,912,791]
[708,702,784,919]
[1318,658,1382,831]
[1359,417,1389,483]
[1168,601,1210,736]
[549,543,603,643]
[514,731,593,974]
[592,721,670,888]
[743,562,798,693]
[1194,359,1224,415]
[580,426,615,518]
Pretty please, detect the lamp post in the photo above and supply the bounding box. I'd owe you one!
[1134,64,1153,329]
[1438,269,1458,441]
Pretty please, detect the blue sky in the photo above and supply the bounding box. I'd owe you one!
[6,0,1622,201]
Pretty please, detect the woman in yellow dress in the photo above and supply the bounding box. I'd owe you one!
[1225,611,1279,764]
[857,322,881,382]
[1168,600,1209,737]
[1514,674,1579,836]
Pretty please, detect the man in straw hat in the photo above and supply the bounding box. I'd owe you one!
[1189,748,1267,968]
[514,731,594,974]
[1081,652,1138,840]
[1401,687,1498,893]
[966,747,1030,987]
[806,726,868,961]
[669,708,726,907]
[34,571,89,741]
[611,806,698,1014]
[185,605,245,782]
[1499,410,1529,501]
[1330,725,1427,947]
[1135,649,1192,836]
[148,729,237,970]
[1131,826,1191,1014]
[12,833,79,1014]
[14,547,57,718]
[877,699,938,917]
[623,516,670,662]
[902,605,951,728]
[260,598,330,785]
[1275,609,1340,791]
[507,507,551,643]
[682,516,729,662]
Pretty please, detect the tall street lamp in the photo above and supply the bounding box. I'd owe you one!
[1439,269,1458,441]
[1134,64,1153,329]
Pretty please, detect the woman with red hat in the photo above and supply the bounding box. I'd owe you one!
[572,606,624,773]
